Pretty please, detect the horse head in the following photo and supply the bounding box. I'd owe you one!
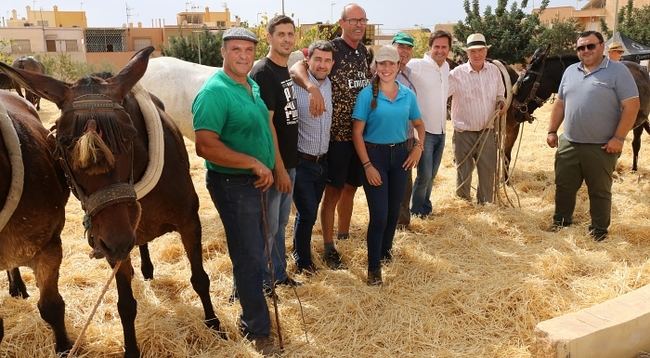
[512,46,579,123]
[0,46,155,263]
[511,45,551,123]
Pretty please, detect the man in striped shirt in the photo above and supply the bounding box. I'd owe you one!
[448,33,506,204]
[292,41,335,274]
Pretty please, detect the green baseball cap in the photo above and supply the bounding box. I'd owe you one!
[392,32,414,47]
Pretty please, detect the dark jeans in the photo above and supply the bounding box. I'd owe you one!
[362,143,409,272]
[292,157,327,268]
[553,136,619,235]
[205,170,270,338]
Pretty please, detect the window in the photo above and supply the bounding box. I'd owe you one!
[46,40,57,52]
[65,40,78,52]
[133,38,152,51]
[217,21,226,28]
[10,40,31,54]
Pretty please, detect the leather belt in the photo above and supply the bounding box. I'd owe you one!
[364,141,407,148]
[299,152,327,163]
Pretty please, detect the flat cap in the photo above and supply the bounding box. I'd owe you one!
[222,27,258,44]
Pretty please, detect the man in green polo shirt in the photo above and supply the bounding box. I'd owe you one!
[192,27,279,355]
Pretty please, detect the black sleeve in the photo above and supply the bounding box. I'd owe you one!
[250,66,276,111]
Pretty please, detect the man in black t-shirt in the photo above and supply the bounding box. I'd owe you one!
[290,4,371,270]
[250,15,300,288]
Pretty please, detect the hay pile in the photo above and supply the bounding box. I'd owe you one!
[1,100,649,357]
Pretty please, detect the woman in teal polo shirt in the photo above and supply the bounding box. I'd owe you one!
[352,45,425,286]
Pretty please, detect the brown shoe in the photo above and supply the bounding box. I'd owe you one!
[252,336,282,357]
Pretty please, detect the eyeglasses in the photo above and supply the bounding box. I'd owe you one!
[576,43,601,52]
[344,18,368,26]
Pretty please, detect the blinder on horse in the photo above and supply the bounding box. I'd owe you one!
[511,51,569,123]
[55,93,138,256]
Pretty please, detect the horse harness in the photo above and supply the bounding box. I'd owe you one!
[55,94,137,254]
[511,55,569,123]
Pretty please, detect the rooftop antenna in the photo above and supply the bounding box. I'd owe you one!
[125,2,136,24]
[80,1,84,10]
[185,1,191,12]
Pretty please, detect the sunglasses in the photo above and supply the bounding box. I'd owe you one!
[576,43,601,52]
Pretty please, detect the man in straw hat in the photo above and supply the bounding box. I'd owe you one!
[546,30,639,242]
[192,27,280,355]
[448,33,506,204]
[607,41,625,62]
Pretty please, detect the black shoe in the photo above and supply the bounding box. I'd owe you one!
[590,229,608,242]
[275,276,302,287]
[323,249,345,270]
[367,268,383,286]
[296,263,318,276]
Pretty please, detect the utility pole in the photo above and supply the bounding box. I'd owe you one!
[330,1,336,23]
[613,0,620,33]
[281,0,285,15]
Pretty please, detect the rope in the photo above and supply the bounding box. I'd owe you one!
[68,261,122,357]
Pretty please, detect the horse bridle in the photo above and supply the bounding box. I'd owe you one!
[55,94,137,251]
[511,57,548,122]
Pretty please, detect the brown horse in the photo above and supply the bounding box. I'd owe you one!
[507,49,650,173]
[11,56,46,111]
[0,91,71,354]
[0,73,23,97]
[0,46,224,357]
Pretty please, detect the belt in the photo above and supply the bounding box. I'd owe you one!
[299,152,327,163]
[364,141,407,148]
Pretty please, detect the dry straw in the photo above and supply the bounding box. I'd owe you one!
[1,100,649,357]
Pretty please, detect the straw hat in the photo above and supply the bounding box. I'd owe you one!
[607,41,624,52]
[464,33,490,50]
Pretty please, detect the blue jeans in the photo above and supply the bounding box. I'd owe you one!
[411,132,445,216]
[292,158,327,268]
[265,168,296,283]
[205,170,270,338]
[362,143,409,272]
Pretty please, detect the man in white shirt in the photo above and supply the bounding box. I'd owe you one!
[448,33,506,204]
[407,30,452,216]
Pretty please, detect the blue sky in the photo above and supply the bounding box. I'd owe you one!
[3,0,582,32]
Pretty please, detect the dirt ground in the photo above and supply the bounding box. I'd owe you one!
[1,98,649,357]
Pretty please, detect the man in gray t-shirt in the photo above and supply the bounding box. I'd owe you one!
[546,31,640,241]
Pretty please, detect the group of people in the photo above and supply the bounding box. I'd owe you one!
[191,1,640,354]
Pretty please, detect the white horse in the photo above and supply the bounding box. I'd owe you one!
[139,51,306,141]
[139,57,217,141]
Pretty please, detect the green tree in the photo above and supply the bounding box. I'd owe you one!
[604,0,650,45]
[453,0,549,64]
[162,27,223,67]
[296,25,338,50]
[0,40,12,65]
[411,29,431,59]
[536,17,583,55]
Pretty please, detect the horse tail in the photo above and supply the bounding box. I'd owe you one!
[72,130,115,174]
